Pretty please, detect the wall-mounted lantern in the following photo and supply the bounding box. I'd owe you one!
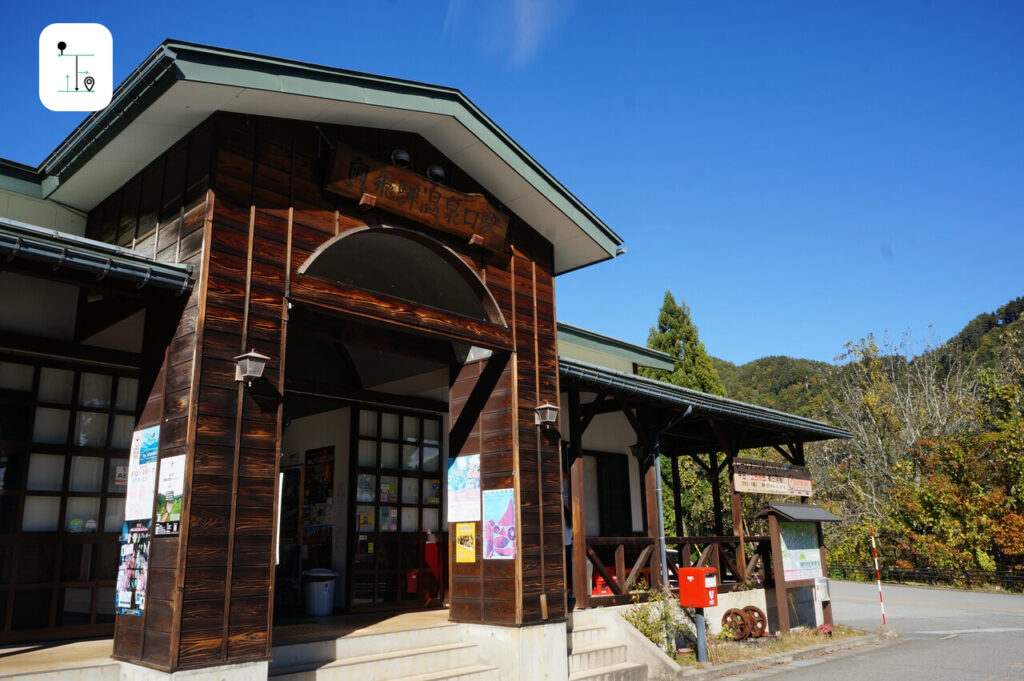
[534,403,559,430]
[234,349,270,387]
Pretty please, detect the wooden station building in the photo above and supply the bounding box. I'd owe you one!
[0,41,850,679]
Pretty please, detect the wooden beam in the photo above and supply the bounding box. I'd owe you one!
[643,456,663,590]
[709,451,724,537]
[671,457,683,537]
[290,273,514,352]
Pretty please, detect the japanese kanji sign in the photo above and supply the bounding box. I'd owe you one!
[325,143,509,251]
[732,458,812,497]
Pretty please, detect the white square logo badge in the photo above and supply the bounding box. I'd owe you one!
[39,24,113,112]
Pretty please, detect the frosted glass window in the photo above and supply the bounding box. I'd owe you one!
[27,453,65,490]
[39,368,74,404]
[423,446,440,473]
[358,410,377,437]
[357,440,376,467]
[423,479,441,505]
[69,456,103,492]
[379,506,398,532]
[424,419,440,445]
[96,587,115,616]
[33,407,70,444]
[107,458,128,493]
[115,377,139,410]
[0,361,33,391]
[22,496,60,531]
[111,415,134,449]
[379,475,398,503]
[356,474,375,503]
[79,373,112,408]
[75,412,109,447]
[381,413,399,439]
[66,497,101,531]
[104,498,125,532]
[403,416,419,442]
[401,477,419,503]
[61,587,92,622]
[422,508,439,532]
[381,442,398,469]
[401,507,418,532]
[402,444,420,471]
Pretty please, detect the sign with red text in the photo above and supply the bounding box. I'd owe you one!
[732,458,812,497]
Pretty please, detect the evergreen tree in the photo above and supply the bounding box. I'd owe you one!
[641,290,726,396]
[641,290,727,538]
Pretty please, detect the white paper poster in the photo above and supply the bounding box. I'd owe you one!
[125,425,160,521]
[779,521,823,581]
[155,454,185,536]
[446,454,481,522]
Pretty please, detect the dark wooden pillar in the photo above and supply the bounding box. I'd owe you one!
[567,389,588,609]
[768,513,790,633]
[727,453,746,581]
[671,456,683,538]
[642,451,664,591]
[709,452,724,537]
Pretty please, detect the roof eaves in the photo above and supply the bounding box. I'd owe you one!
[0,217,194,295]
[0,158,43,199]
[557,322,675,370]
[36,39,623,270]
[558,356,852,441]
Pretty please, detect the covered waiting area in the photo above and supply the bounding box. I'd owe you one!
[558,357,852,609]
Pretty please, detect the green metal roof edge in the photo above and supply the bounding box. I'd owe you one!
[0,158,43,199]
[0,217,194,294]
[557,322,675,371]
[38,40,623,265]
[558,356,853,441]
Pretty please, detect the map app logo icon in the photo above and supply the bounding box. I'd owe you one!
[39,24,113,112]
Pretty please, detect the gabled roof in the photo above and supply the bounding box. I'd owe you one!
[29,40,622,274]
[754,503,842,523]
[557,322,675,373]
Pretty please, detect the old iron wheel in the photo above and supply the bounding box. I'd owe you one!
[722,608,751,640]
[742,605,768,637]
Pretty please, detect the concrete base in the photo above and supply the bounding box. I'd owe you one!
[704,588,769,635]
[456,621,568,681]
[119,660,268,681]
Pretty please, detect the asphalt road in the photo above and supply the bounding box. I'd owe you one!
[728,580,1024,681]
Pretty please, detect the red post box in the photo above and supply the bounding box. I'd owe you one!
[678,567,718,608]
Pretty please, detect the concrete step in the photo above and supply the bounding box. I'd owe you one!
[569,660,648,681]
[386,664,501,681]
[568,644,626,674]
[271,623,461,670]
[567,624,607,651]
[271,642,479,681]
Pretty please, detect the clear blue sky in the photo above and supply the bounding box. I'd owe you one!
[3,2,1022,365]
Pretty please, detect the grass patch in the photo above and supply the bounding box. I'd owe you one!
[675,624,865,666]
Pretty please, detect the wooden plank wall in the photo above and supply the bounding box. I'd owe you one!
[84,123,213,669]
[88,109,568,671]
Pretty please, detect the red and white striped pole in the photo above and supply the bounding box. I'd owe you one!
[870,526,886,626]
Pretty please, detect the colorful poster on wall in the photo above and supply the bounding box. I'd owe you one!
[125,425,159,520]
[303,447,334,527]
[155,455,185,536]
[779,521,823,581]
[455,523,476,563]
[447,454,480,522]
[482,488,516,560]
[115,519,151,616]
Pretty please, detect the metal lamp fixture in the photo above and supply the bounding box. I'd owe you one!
[534,403,559,429]
[234,349,270,387]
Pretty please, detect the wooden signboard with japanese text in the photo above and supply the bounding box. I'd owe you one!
[733,458,812,497]
[325,143,509,250]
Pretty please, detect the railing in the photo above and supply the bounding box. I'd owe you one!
[581,536,658,607]
[666,535,772,591]
[830,564,1024,593]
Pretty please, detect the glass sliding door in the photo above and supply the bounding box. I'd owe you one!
[349,407,444,610]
